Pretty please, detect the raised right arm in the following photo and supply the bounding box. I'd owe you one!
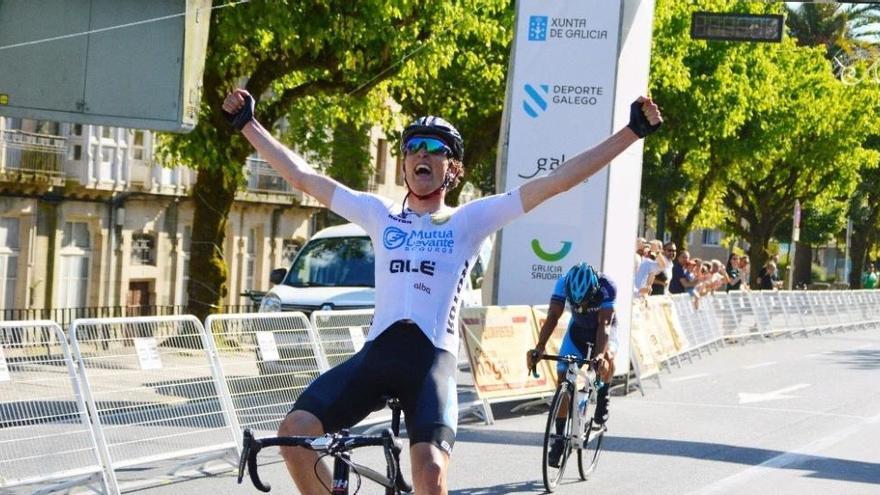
[223,89,338,207]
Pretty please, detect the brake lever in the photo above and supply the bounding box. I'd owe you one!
[238,429,271,492]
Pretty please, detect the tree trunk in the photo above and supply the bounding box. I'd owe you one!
[186,166,238,322]
[794,241,813,288]
[747,224,773,289]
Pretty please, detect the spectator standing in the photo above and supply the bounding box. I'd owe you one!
[634,240,667,297]
[669,250,699,295]
[862,264,878,289]
[651,242,676,295]
[759,261,783,290]
[725,253,743,291]
[740,255,752,289]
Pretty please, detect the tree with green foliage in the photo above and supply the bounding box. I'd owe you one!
[643,0,781,249]
[786,2,880,57]
[784,2,880,287]
[160,1,509,321]
[389,4,513,203]
[720,45,879,285]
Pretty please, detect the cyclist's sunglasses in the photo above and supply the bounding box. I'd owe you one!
[403,136,452,156]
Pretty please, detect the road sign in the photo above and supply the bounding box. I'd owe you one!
[691,12,784,43]
[0,0,211,133]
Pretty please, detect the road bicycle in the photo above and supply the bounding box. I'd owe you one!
[237,398,413,494]
[529,351,606,492]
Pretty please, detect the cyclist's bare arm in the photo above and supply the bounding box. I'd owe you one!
[519,128,638,213]
[519,97,661,213]
[594,308,614,358]
[535,300,565,351]
[224,89,339,207]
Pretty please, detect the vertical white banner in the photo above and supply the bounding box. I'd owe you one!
[497,0,623,305]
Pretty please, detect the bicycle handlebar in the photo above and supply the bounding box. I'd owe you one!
[237,428,405,493]
[527,351,597,379]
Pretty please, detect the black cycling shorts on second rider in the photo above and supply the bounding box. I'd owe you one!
[290,320,458,454]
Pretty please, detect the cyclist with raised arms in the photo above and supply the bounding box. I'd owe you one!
[527,262,618,468]
[222,88,660,495]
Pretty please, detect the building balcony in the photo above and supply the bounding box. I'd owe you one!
[245,156,294,194]
[0,129,66,183]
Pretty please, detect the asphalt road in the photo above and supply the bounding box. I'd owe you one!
[111,327,880,494]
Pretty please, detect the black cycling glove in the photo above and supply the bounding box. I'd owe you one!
[223,93,255,131]
[626,100,661,138]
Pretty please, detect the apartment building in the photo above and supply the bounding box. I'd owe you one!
[0,117,407,314]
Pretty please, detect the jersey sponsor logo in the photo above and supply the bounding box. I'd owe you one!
[383,227,409,249]
[387,213,413,224]
[390,259,436,276]
[531,239,572,262]
[382,226,455,253]
[446,260,469,334]
[414,282,431,295]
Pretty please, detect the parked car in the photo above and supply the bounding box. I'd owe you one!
[259,223,489,316]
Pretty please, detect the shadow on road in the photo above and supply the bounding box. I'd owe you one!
[829,348,880,370]
[457,428,880,485]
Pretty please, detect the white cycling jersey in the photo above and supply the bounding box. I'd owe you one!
[331,185,524,354]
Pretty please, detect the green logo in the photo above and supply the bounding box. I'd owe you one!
[531,239,572,262]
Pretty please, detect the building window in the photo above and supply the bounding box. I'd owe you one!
[101,126,112,139]
[282,239,300,266]
[394,155,404,186]
[100,148,113,165]
[62,221,90,249]
[131,233,156,265]
[374,139,387,185]
[244,229,256,291]
[0,218,20,309]
[180,226,192,305]
[73,124,83,136]
[702,229,722,247]
[132,130,145,161]
[71,145,82,161]
[59,222,90,308]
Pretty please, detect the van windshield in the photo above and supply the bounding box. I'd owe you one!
[284,236,375,288]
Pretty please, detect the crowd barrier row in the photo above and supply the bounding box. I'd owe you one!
[1,290,878,494]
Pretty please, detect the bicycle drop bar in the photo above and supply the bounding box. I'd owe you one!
[528,352,596,377]
[237,428,404,493]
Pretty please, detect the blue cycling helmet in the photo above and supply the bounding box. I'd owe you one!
[564,262,600,306]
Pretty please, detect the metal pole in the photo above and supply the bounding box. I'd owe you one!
[844,218,852,286]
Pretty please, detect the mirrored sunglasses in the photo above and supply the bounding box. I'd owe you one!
[403,136,452,156]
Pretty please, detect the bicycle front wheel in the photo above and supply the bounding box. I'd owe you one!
[577,418,605,480]
[542,382,573,492]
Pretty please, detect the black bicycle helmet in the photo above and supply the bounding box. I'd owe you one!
[401,115,464,161]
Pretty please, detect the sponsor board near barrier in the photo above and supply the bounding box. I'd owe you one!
[531,304,571,357]
[460,306,556,399]
[641,297,684,359]
[629,303,662,378]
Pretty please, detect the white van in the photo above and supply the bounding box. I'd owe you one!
[260,223,489,315]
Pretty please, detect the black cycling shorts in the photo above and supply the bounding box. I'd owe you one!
[291,320,458,454]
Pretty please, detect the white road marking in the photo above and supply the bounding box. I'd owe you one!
[688,411,880,495]
[738,384,811,404]
[743,361,777,370]
[668,373,709,383]
[638,399,868,421]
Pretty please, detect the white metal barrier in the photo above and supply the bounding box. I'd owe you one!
[204,312,321,436]
[69,316,238,492]
[0,321,107,495]
[309,309,373,369]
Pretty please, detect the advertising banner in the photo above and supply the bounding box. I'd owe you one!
[497,0,623,305]
[460,305,556,399]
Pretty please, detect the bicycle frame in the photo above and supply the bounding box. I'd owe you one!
[562,359,595,450]
[238,398,412,494]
